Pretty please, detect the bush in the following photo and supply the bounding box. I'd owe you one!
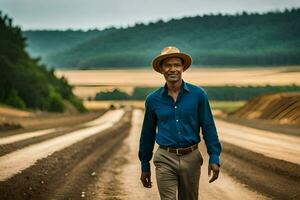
[5,89,26,109]
[48,94,65,112]
[69,96,87,113]
[95,89,130,100]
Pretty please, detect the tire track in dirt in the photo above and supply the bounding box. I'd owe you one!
[0,110,107,157]
[0,126,82,157]
[216,119,300,164]
[0,109,124,181]
[87,109,269,200]
[87,109,160,200]
[221,142,300,200]
[0,110,106,138]
[0,110,132,200]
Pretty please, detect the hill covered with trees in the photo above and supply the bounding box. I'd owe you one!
[0,12,86,112]
[24,8,300,68]
[23,29,114,58]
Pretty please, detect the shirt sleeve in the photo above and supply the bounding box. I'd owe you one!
[199,91,222,166]
[138,98,157,172]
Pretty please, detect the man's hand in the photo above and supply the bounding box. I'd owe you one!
[140,171,152,188]
[208,163,220,183]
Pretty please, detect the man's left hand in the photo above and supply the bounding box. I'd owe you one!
[208,163,220,183]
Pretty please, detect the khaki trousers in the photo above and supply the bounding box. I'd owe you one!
[153,147,203,200]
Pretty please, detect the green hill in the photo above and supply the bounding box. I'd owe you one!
[24,8,300,69]
[23,28,115,58]
[0,12,86,112]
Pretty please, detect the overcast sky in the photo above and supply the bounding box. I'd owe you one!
[1,0,299,30]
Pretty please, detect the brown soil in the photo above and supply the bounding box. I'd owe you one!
[0,109,107,138]
[221,141,300,200]
[231,92,300,126]
[0,111,132,200]
[0,107,298,199]
[0,121,23,132]
[84,110,299,200]
[218,115,300,136]
[0,105,33,117]
[86,110,267,200]
[0,126,87,157]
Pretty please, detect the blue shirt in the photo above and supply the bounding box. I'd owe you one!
[138,80,222,172]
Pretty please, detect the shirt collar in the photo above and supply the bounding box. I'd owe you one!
[160,80,190,97]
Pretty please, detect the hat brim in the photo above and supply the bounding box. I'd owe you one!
[152,52,192,73]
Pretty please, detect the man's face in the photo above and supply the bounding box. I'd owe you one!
[160,57,184,83]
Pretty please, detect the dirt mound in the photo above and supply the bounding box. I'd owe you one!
[232,92,300,125]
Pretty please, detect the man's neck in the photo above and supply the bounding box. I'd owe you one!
[166,79,182,94]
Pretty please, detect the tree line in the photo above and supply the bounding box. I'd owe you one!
[94,85,300,101]
[23,8,300,68]
[0,12,86,112]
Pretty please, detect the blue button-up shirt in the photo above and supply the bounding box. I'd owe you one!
[138,80,222,172]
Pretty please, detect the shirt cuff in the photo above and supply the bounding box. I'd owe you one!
[141,161,150,172]
[209,154,220,166]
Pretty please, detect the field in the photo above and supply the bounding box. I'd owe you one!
[84,100,246,114]
[1,67,299,199]
[55,67,300,99]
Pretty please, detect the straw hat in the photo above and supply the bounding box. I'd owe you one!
[152,46,192,73]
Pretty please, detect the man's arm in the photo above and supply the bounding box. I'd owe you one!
[199,91,222,183]
[138,98,157,187]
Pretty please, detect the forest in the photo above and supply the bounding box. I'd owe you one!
[24,8,300,68]
[0,12,86,112]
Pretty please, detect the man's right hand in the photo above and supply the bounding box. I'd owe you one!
[140,171,152,188]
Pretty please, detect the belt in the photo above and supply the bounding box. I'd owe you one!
[159,144,198,155]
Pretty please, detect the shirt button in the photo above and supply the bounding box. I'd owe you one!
[174,106,177,109]
[176,119,179,122]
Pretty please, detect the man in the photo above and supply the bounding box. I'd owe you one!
[138,46,222,200]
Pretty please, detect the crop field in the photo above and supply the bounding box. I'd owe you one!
[55,67,300,99]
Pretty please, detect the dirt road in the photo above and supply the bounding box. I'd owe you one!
[216,119,300,164]
[86,109,270,200]
[0,108,299,199]
[0,109,124,181]
[0,109,131,199]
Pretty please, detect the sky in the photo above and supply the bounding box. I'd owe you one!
[1,0,300,30]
